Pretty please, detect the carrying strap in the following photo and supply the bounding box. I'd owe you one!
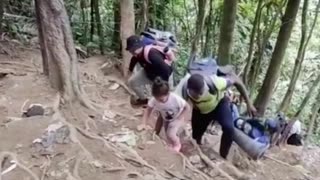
[182,75,218,101]
[143,45,174,66]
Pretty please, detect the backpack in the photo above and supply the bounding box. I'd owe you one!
[181,55,220,99]
[143,45,175,66]
[140,28,178,66]
[140,27,177,48]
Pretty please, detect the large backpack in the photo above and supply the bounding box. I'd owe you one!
[140,28,178,66]
[181,55,221,99]
[140,27,177,48]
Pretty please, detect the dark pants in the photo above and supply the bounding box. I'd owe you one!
[191,97,234,159]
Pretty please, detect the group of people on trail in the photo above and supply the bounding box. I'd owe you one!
[124,29,302,159]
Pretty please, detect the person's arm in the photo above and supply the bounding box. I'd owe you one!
[142,106,153,126]
[227,73,253,110]
[177,103,190,121]
[128,56,138,73]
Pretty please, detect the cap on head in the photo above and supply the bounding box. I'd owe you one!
[187,74,205,94]
[126,35,143,52]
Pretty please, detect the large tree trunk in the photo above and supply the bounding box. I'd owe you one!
[217,0,238,65]
[0,0,4,32]
[90,0,95,42]
[112,1,121,55]
[120,0,135,77]
[305,91,320,143]
[202,0,213,57]
[295,73,320,118]
[279,0,320,112]
[243,0,263,86]
[37,0,91,107]
[254,0,301,116]
[138,0,148,33]
[35,0,49,75]
[190,0,208,56]
[93,0,104,55]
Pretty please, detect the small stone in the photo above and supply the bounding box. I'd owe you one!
[109,83,120,90]
[146,141,155,145]
[91,160,104,168]
[189,155,201,164]
[23,104,45,117]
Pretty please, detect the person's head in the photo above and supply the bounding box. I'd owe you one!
[152,77,170,103]
[126,35,143,56]
[187,74,205,100]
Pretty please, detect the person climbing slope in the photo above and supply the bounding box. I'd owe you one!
[126,35,174,106]
[176,71,256,159]
[140,77,190,152]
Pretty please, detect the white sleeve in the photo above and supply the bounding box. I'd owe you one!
[147,97,156,108]
[173,93,187,109]
[290,120,301,135]
[174,73,190,98]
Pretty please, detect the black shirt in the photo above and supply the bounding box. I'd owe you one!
[128,48,172,81]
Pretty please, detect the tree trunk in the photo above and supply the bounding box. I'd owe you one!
[138,0,148,32]
[120,0,135,77]
[93,0,104,54]
[279,0,320,112]
[190,0,208,56]
[0,0,4,32]
[243,0,263,86]
[248,4,279,95]
[35,0,49,75]
[202,0,213,57]
[217,0,238,65]
[36,0,91,107]
[80,0,88,45]
[90,0,95,41]
[254,0,301,116]
[295,73,320,118]
[305,91,320,143]
[112,1,121,55]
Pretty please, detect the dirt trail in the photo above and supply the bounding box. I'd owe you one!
[0,44,320,180]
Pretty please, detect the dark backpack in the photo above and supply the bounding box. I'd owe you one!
[181,55,221,99]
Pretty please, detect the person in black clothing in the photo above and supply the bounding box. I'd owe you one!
[126,35,172,106]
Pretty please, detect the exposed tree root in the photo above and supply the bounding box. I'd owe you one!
[177,153,210,180]
[265,155,313,179]
[104,75,135,96]
[72,155,84,180]
[0,152,39,180]
[190,140,236,180]
[40,156,51,180]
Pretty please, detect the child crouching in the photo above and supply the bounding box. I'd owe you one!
[141,77,190,152]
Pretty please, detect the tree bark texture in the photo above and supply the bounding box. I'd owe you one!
[35,0,49,75]
[254,0,301,116]
[93,0,104,54]
[202,0,214,57]
[217,0,238,65]
[120,0,135,77]
[112,1,121,55]
[36,0,90,106]
[190,0,208,57]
